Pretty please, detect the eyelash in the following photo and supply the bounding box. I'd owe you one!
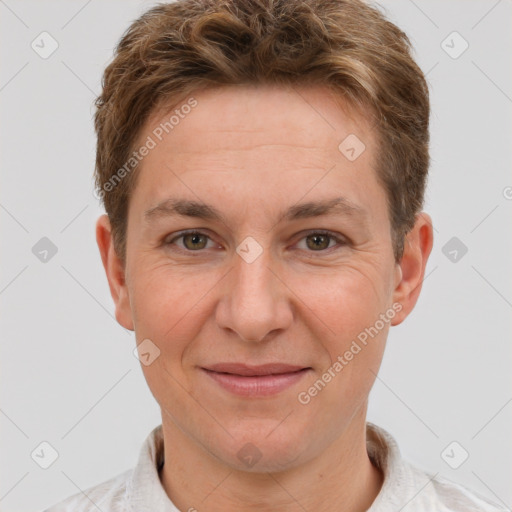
[164,229,348,256]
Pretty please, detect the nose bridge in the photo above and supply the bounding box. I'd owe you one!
[218,240,291,343]
[234,247,274,305]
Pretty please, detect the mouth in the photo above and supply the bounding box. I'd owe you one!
[201,363,312,397]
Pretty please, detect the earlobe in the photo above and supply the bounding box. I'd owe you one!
[391,213,434,326]
[95,214,134,331]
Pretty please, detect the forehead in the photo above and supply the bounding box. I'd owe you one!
[128,84,384,225]
[142,84,375,156]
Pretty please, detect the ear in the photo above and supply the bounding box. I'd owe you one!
[96,214,134,331]
[391,212,434,326]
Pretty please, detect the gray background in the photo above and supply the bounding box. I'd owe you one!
[1,0,511,510]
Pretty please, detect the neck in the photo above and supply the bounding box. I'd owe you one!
[159,407,384,512]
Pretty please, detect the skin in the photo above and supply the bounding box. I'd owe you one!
[97,84,433,512]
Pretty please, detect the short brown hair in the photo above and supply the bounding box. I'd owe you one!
[94,0,430,263]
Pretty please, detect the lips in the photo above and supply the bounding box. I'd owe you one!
[201,363,311,397]
[203,362,309,376]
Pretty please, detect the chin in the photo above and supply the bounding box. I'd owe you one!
[213,425,312,474]
[227,445,307,474]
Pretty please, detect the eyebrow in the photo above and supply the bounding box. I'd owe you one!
[143,196,368,225]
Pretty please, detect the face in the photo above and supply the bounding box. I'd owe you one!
[98,84,430,472]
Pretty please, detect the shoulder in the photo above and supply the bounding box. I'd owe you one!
[405,462,508,512]
[43,424,166,512]
[366,423,507,512]
[43,468,132,512]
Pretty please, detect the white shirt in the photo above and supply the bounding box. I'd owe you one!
[44,422,507,511]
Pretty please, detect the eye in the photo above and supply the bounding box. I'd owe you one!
[165,230,216,252]
[295,230,347,253]
[164,229,347,255]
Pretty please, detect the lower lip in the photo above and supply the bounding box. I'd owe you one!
[202,368,310,397]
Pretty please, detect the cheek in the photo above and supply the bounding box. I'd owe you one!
[130,267,215,416]
[130,265,219,360]
[291,265,390,399]
[292,263,391,341]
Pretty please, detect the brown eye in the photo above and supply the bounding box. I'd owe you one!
[305,233,332,251]
[182,232,209,250]
[295,230,347,255]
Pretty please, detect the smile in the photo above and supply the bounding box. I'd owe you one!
[201,363,312,397]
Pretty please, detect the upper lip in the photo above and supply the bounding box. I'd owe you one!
[202,363,310,376]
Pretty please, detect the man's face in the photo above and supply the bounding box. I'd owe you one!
[114,85,406,471]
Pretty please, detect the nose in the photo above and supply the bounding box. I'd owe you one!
[215,244,293,343]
